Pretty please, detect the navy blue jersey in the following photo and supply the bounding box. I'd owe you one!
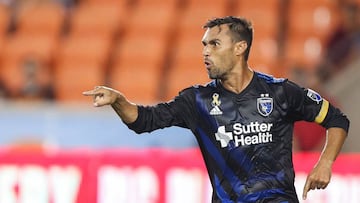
[127,72,349,203]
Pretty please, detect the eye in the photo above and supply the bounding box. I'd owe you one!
[210,41,220,47]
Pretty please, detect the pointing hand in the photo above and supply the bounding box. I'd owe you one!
[83,86,122,107]
[302,160,332,200]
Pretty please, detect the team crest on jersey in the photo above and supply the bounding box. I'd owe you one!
[257,94,273,117]
[210,93,223,115]
[306,89,322,104]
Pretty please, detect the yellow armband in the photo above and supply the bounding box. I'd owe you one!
[315,99,329,124]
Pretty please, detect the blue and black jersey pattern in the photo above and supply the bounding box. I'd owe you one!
[127,72,349,203]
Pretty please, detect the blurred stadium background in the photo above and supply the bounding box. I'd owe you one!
[0,0,359,202]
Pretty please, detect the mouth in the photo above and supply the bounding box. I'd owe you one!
[204,59,212,69]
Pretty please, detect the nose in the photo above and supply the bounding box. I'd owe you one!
[203,45,210,57]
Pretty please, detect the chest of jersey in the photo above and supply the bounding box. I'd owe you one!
[200,91,283,148]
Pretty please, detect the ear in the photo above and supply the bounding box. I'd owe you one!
[234,41,248,56]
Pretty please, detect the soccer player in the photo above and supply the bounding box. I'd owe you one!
[83,16,350,202]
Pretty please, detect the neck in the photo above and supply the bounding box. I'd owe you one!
[220,65,254,94]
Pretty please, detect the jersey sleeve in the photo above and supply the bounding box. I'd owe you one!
[126,87,198,134]
[284,81,349,132]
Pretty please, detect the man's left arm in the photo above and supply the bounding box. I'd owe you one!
[302,127,347,200]
[283,83,350,199]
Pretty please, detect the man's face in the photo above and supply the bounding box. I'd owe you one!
[201,24,237,80]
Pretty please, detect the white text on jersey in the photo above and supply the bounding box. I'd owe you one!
[215,122,273,148]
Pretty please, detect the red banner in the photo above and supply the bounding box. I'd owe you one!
[0,148,359,203]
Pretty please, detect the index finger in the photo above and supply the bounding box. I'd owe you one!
[82,89,98,96]
[302,179,311,200]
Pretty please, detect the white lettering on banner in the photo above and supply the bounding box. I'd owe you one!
[295,173,360,203]
[325,174,360,203]
[0,164,82,203]
[0,165,18,203]
[98,166,159,203]
[165,168,209,203]
[19,165,49,203]
[49,166,82,203]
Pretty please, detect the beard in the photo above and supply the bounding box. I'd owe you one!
[207,69,218,79]
[207,67,226,80]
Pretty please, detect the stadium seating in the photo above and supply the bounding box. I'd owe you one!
[0,2,63,98]
[0,4,10,85]
[15,2,65,39]
[69,2,128,39]
[125,0,179,36]
[164,38,210,100]
[0,35,57,97]
[236,0,281,75]
[0,0,351,103]
[237,0,280,38]
[109,31,167,104]
[52,0,130,102]
[54,36,111,102]
[287,0,339,39]
[78,0,129,6]
[108,0,179,104]
[0,4,9,41]
[284,0,340,68]
[54,60,106,102]
[164,0,229,100]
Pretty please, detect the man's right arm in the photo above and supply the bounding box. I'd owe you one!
[83,86,138,124]
[84,85,195,134]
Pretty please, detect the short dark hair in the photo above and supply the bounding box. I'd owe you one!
[203,16,253,61]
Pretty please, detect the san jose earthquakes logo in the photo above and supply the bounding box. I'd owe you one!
[257,94,273,117]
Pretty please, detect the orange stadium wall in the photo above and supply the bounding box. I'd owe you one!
[0,148,359,203]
